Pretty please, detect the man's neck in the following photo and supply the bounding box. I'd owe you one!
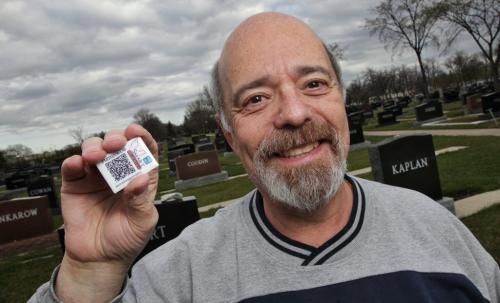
[262,180,353,248]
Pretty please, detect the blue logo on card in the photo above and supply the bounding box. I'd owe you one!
[143,156,152,165]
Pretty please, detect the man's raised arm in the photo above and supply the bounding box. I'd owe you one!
[30,124,159,303]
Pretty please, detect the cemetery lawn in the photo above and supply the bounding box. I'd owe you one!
[1,204,499,303]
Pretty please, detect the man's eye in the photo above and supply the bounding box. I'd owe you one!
[248,95,264,104]
[306,80,325,89]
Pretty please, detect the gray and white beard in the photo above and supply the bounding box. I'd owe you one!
[251,121,347,213]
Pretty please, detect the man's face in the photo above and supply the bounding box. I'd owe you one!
[219,19,350,211]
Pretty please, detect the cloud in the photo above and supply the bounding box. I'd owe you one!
[0,0,477,152]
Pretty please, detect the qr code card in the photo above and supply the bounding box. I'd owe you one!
[97,137,158,193]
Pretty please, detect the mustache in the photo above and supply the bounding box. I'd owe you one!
[255,121,341,161]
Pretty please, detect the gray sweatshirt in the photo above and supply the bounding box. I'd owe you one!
[30,176,500,302]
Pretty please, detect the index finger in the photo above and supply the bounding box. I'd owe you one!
[124,124,158,159]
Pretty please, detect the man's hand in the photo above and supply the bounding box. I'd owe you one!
[56,124,159,302]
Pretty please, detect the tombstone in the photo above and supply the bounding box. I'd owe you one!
[465,94,483,114]
[383,100,395,109]
[5,170,30,190]
[386,105,403,116]
[348,111,365,125]
[377,111,398,126]
[415,99,444,122]
[396,96,411,108]
[443,90,459,103]
[348,120,365,145]
[481,92,500,113]
[166,138,177,150]
[196,142,215,152]
[192,135,210,145]
[362,110,374,119]
[167,144,196,175]
[429,90,440,99]
[58,196,200,264]
[368,135,454,212]
[27,175,58,209]
[414,94,425,103]
[0,196,53,244]
[174,150,228,190]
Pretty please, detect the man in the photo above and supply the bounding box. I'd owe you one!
[31,12,499,303]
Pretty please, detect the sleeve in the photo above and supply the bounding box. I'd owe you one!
[28,264,130,303]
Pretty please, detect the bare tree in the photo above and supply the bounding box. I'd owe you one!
[327,42,346,61]
[69,126,86,145]
[439,0,500,89]
[183,85,217,135]
[365,0,443,97]
[133,109,166,141]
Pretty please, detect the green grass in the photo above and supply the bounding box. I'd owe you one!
[0,245,63,303]
[180,176,255,208]
[462,204,500,264]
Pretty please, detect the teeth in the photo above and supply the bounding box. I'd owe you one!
[282,142,319,157]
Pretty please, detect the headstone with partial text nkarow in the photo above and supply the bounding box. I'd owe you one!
[377,110,398,126]
[369,134,447,204]
[481,91,500,113]
[27,175,58,209]
[0,196,53,244]
[58,196,200,265]
[415,99,444,122]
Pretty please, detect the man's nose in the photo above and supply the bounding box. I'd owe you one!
[272,88,311,129]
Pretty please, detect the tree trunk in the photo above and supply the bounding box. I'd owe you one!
[491,61,500,91]
[416,51,429,98]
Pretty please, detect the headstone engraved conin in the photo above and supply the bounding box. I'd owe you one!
[0,196,53,244]
[368,134,454,213]
[174,150,228,190]
[27,175,58,209]
[58,196,200,265]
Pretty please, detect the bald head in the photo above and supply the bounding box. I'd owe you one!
[210,12,343,131]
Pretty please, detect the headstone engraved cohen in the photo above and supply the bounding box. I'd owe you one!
[0,196,53,244]
[175,150,228,190]
[369,134,454,213]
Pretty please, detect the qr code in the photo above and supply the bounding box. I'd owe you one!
[105,153,136,182]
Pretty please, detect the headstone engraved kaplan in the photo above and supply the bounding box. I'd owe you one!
[0,196,53,244]
[174,150,228,190]
[58,196,200,265]
[369,134,454,213]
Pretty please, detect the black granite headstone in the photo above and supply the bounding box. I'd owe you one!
[192,135,209,145]
[377,111,397,125]
[481,92,500,113]
[415,99,443,122]
[348,121,364,145]
[58,196,200,265]
[362,110,374,119]
[368,134,442,200]
[167,144,195,173]
[386,105,403,116]
[196,143,215,152]
[348,111,365,125]
[383,100,395,109]
[27,176,58,209]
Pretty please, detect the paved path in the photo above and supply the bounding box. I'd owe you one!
[365,128,500,137]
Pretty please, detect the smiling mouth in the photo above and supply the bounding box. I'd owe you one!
[275,141,321,158]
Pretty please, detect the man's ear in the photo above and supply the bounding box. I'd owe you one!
[215,113,239,155]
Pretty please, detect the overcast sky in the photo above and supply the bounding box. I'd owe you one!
[0,0,477,153]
